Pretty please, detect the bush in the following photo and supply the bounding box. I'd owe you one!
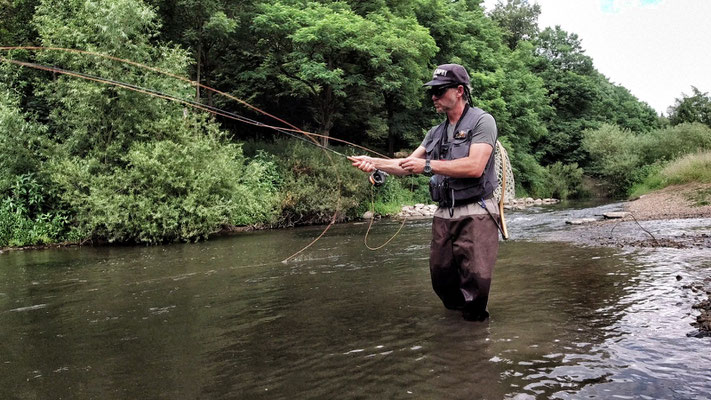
[50,126,280,244]
[638,123,711,164]
[546,162,584,199]
[243,139,431,222]
[0,87,48,193]
[368,174,432,216]
[268,141,367,226]
[0,174,68,247]
[584,122,711,197]
[512,152,551,198]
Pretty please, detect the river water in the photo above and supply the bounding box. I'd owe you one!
[1,203,710,399]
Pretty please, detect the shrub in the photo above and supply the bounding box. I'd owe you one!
[243,139,431,222]
[270,141,367,226]
[638,123,711,164]
[0,87,48,193]
[546,162,584,199]
[50,126,280,244]
[512,152,551,198]
[0,174,68,247]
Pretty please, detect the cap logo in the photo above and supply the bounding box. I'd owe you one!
[433,68,448,77]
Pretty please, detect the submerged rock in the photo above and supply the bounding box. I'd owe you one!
[566,218,599,225]
[603,211,630,219]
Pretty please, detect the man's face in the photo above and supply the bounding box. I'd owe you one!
[429,84,462,113]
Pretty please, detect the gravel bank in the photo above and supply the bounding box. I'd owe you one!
[626,183,711,221]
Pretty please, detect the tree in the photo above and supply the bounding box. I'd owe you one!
[359,10,436,154]
[149,0,239,105]
[667,86,711,128]
[247,1,436,148]
[0,0,41,45]
[22,0,279,243]
[489,0,541,50]
[32,0,194,163]
[533,26,657,166]
[0,84,47,193]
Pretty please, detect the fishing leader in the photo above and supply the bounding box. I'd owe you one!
[349,63,500,321]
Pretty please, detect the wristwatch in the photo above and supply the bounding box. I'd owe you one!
[424,159,433,176]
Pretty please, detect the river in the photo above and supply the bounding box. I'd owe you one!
[1,203,710,399]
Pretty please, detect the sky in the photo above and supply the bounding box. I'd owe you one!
[482,0,711,115]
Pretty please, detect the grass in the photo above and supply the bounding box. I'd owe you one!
[686,188,711,207]
[630,151,711,199]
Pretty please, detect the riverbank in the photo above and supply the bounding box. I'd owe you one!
[540,183,711,336]
[542,183,711,250]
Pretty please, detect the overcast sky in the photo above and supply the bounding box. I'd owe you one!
[482,0,711,115]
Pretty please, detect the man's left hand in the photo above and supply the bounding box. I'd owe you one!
[399,157,425,174]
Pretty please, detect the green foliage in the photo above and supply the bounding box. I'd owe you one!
[369,174,432,216]
[630,151,711,199]
[242,139,430,221]
[584,123,711,196]
[489,0,541,50]
[511,151,549,198]
[534,26,659,166]
[0,0,687,248]
[660,151,711,185]
[0,86,48,192]
[50,121,280,243]
[246,0,436,149]
[0,0,40,45]
[0,174,68,247]
[637,123,711,164]
[546,162,584,200]
[263,140,367,226]
[667,86,711,128]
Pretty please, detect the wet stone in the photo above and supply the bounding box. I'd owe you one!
[603,212,630,219]
[566,218,599,225]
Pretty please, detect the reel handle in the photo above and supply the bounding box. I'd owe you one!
[368,169,388,186]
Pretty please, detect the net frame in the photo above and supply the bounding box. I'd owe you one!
[493,141,515,204]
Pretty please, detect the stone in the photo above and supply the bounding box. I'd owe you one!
[565,218,598,225]
[362,211,374,219]
[603,212,630,219]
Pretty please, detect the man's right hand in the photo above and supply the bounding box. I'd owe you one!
[348,156,376,173]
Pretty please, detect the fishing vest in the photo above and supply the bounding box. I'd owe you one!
[425,105,497,207]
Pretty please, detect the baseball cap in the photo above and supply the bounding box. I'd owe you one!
[423,64,471,87]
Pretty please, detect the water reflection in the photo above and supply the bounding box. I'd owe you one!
[1,210,710,399]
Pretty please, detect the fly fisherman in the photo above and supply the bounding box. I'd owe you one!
[349,64,499,321]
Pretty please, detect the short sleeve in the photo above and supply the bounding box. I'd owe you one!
[470,113,497,148]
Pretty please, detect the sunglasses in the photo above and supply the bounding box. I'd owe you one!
[427,84,459,98]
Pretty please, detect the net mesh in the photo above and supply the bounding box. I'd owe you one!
[493,141,515,204]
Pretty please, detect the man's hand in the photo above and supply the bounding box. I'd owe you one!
[399,157,426,174]
[348,156,376,173]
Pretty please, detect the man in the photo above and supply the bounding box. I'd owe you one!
[349,64,500,321]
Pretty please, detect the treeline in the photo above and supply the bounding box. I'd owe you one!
[1,0,710,247]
